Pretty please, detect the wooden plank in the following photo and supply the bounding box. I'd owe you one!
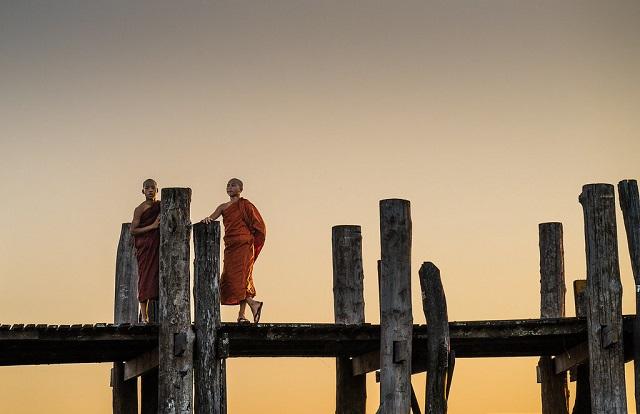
[124,347,159,381]
[537,222,569,413]
[352,350,426,377]
[379,199,412,414]
[112,222,139,414]
[159,188,194,413]
[194,221,226,414]
[579,183,627,412]
[352,350,380,376]
[419,262,450,414]
[618,178,640,414]
[554,342,588,374]
[333,225,366,414]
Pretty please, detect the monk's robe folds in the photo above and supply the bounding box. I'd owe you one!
[220,198,266,305]
[134,201,160,302]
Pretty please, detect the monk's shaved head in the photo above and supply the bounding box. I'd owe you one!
[143,178,157,188]
[228,178,243,190]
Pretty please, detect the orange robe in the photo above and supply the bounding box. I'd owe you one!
[220,198,266,305]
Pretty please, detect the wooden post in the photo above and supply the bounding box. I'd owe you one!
[379,199,412,414]
[579,184,627,413]
[419,262,450,414]
[112,223,139,414]
[332,225,366,414]
[159,188,194,413]
[572,279,591,414]
[618,179,640,414]
[141,373,159,414]
[194,221,226,414]
[537,222,569,413]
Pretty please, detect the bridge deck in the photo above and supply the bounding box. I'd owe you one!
[0,316,633,366]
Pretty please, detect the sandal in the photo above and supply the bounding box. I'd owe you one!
[237,317,251,324]
[253,301,264,324]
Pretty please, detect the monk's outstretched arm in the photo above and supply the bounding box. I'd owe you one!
[130,206,160,236]
[202,204,224,224]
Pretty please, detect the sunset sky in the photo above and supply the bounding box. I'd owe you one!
[1,1,640,413]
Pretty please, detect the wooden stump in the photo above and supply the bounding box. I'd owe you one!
[332,225,366,414]
[112,223,139,414]
[379,199,412,414]
[419,262,450,414]
[579,184,627,413]
[159,188,194,413]
[618,179,640,414]
[537,222,569,413]
[194,221,226,414]
[572,280,591,414]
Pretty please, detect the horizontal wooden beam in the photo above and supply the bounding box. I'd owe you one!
[0,316,635,366]
[219,317,609,358]
[0,323,157,366]
[351,350,378,376]
[554,342,588,375]
[124,347,159,380]
[351,350,427,376]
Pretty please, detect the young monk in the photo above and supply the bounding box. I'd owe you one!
[130,178,161,323]
[202,178,266,323]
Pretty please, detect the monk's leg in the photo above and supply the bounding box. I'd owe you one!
[140,302,148,323]
[238,300,248,320]
[139,300,149,323]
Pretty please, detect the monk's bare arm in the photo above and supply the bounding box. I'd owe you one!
[202,204,224,224]
[130,205,160,236]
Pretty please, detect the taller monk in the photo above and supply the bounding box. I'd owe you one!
[130,178,160,323]
[203,178,266,323]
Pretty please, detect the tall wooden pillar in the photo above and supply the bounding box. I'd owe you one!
[572,280,591,414]
[419,262,451,414]
[332,225,366,414]
[618,179,640,413]
[579,184,626,413]
[379,199,413,414]
[159,188,194,413]
[537,222,569,413]
[112,223,139,414]
[194,221,226,414]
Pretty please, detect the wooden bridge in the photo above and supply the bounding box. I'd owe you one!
[3,317,634,365]
[1,180,639,414]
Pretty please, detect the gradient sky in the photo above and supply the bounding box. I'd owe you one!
[1,1,639,413]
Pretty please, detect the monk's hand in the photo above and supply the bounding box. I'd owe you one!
[151,217,160,229]
[202,216,212,224]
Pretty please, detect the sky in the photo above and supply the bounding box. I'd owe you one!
[1,1,639,412]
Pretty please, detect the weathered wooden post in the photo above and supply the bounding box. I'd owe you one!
[159,188,194,413]
[112,223,139,414]
[571,279,591,414]
[379,199,412,414]
[332,225,366,414]
[579,183,627,413]
[618,179,640,413]
[419,262,450,414]
[537,222,569,413]
[194,221,226,414]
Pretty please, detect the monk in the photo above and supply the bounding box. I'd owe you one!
[203,178,266,323]
[130,178,161,323]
